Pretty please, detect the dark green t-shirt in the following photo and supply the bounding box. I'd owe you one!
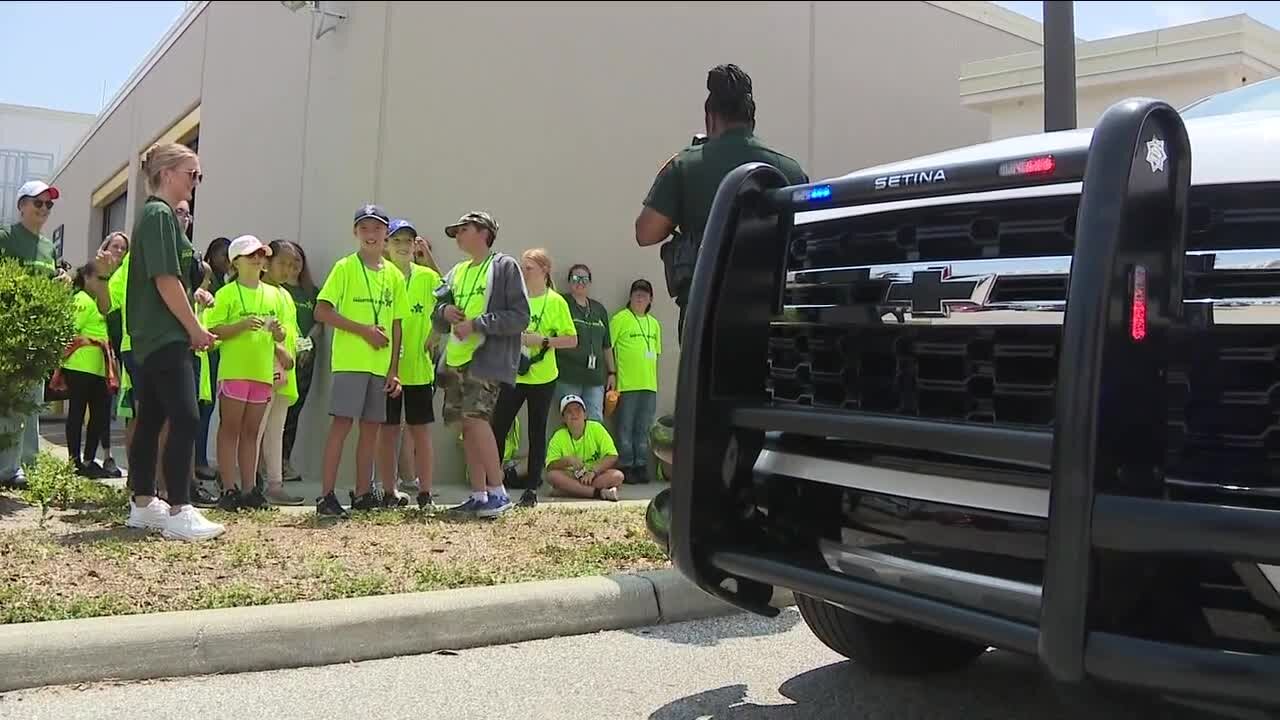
[0,222,57,278]
[126,197,195,361]
[643,127,809,240]
[285,283,318,338]
[557,296,611,387]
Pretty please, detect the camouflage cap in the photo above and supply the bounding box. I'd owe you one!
[444,211,499,239]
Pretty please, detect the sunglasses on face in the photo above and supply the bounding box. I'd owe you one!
[30,200,54,210]
[569,274,591,284]
[186,169,203,185]
[175,208,191,217]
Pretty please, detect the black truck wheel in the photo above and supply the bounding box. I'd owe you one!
[796,594,988,674]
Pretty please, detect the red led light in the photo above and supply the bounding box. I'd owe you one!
[1131,265,1147,342]
[999,155,1057,177]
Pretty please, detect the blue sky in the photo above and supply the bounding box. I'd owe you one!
[1,2,1279,115]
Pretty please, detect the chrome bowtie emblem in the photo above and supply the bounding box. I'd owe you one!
[1145,136,1167,173]
[885,267,984,318]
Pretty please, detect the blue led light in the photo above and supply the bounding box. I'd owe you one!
[809,185,832,200]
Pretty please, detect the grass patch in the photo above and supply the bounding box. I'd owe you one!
[0,503,668,624]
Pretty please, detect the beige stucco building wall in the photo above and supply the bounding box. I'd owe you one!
[961,14,1280,140]
[47,0,1038,485]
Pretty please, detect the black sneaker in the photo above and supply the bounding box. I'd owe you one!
[350,491,381,512]
[519,489,538,508]
[191,484,218,508]
[241,487,270,511]
[416,492,437,511]
[316,492,349,519]
[217,488,242,512]
[381,490,409,509]
[102,458,124,479]
[76,461,106,479]
[194,465,217,482]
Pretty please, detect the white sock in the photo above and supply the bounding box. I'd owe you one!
[471,491,488,504]
[491,485,508,500]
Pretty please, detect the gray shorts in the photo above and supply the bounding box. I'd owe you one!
[329,372,388,423]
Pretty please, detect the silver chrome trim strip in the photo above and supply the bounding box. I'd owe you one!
[820,541,1042,624]
[754,449,1050,518]
[1261,565,1280,594]
[788,249,1280,284]
[793,182,1083,226]
[1165,478,1280,499]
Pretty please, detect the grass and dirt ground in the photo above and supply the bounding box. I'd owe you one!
[0,456,669,625]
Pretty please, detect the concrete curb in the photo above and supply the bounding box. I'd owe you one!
[0,569,794,693]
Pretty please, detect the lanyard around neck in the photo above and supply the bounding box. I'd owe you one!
[359,259,383,327]
[235,281,262,319]
[628,309,652,353]
[458,254,494,308]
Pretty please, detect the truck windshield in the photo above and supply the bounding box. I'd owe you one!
[1182,78,1280,118]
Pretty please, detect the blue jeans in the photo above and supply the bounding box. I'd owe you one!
[0,382,44,479]
[615,390,656,469]
[555,382,605,422]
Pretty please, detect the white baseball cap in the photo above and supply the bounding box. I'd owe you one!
[560,394,586,414]
[228,234,272,261]
[16,180,59,207]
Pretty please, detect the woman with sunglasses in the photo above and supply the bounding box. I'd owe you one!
[555,264,616,422]
[123,142,223,541]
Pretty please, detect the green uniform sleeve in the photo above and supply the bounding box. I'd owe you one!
[545,428,569,467]
[137,210,181,280]
[643,156,682,221]
[654,316,663,356]
[108,259,128,312]
[556,295,577,339]
[317,260,345,309]
[279,288,299,356]
[593,422,618,460]
[609,311,623,346]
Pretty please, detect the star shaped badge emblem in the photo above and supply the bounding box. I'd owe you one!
[411,302,424,314]
[1144,136,1167,173]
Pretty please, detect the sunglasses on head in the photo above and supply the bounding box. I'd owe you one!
[29,200,54,210]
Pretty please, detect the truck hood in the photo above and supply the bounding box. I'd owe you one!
[835,108,1280,188]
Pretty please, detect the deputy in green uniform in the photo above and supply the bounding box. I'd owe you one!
[0,180,70,489]
[634,63,809,341]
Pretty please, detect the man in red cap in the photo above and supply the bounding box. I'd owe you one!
[0,180,69,489]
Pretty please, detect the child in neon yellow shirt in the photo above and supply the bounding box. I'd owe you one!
[205,236,292,512]
[609,279,661,484]
[545,394,623,501]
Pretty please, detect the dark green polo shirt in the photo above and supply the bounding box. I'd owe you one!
[643,127,809,240]
[557,296,611,387]
[126,196,195,361]
[0,222,57,278]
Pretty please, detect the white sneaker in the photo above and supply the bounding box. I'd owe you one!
[161,505,226,542]
[599,487,620,502]
[125,498,171,530]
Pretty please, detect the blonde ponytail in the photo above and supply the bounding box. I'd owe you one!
[141,142,197,194]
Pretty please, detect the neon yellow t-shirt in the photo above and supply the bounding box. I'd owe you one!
[610,308,661,393]
[317,253,409,376]
[205,280,288,385]
[545,421,618,470]
[518,288,576,386]
[444,254,495,368]
[63,290,110,377]
[275,287,300,404]
[399,263,443,386]
[109,253,131,352]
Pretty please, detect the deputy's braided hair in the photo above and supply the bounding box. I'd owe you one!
[705,63,756,126]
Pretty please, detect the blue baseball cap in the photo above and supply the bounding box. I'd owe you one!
[388,218,417,236]
[353,203,389,226]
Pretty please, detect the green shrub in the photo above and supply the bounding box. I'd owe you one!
[0,258,75,453]
[20,453,126,527]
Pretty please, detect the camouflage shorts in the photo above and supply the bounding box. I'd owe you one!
[439,364,501,424]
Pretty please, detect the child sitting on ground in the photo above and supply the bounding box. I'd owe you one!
[544,394,623,501]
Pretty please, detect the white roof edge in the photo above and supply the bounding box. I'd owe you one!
[49,1,211,186]
[923,1,1044,44]
[0,102,97,122]
[959,13,1280,97]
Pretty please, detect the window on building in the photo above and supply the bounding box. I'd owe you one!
[102,193,127,237]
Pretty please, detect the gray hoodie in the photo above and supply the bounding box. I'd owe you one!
[432,252,530,385]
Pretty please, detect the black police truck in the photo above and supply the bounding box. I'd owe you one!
[659,83,1280,715]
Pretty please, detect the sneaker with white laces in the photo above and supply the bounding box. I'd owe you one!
[162,506,226,542]
[126,498,171,530]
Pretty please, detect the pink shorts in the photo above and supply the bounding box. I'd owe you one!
[219,379,273,404]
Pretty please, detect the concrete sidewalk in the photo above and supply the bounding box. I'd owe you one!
[0,569,793,693]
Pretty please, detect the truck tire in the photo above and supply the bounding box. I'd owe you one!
[796,594,988,674]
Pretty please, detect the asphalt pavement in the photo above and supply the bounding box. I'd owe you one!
[0,608,1212,720]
